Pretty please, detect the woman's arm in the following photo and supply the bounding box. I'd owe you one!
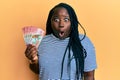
[84,70,95,80]
[25,44,39,74]
[29,59,39,74]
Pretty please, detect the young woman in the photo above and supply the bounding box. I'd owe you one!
[25,3,97,80]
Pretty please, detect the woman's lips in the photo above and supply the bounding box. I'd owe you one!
[59,31,64,37]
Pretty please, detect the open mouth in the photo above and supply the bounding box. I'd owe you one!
[59,31,65,37]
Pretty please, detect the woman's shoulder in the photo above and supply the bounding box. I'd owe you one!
[79,34,91,42]
[41,34,53,42]
[79,34,95,48]
[41,34,61,43]
[43,34,52,39]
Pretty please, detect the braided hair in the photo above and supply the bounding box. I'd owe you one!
[46,3,87,80]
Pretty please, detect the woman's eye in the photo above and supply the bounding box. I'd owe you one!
[64,18,70,22]
[53,18,60,22]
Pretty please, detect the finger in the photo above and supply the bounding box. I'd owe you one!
[26,44,34,52]
[28,47,37,57]
[25,44,36,57]
[31,52,38,60]
[29,50,38,60]
[30,46,37,52]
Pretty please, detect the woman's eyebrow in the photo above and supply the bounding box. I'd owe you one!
[52,15,70,18]
[52,15,59,18]
[64,16,70,18]
[52,16,58,17]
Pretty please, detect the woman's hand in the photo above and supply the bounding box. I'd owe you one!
[25,44,38,64]
[84,70,95,80]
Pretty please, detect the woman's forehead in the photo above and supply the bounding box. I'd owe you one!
[53,7,69,16]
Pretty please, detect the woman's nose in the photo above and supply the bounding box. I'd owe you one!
[59,20,64,28]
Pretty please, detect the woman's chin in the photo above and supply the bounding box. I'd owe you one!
[58,35,67,40]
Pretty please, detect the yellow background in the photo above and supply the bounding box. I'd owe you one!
[0,0,120,80]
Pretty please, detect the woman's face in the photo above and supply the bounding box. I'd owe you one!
[51,7,71,39]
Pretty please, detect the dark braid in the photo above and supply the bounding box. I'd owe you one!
[46,3,87,80]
